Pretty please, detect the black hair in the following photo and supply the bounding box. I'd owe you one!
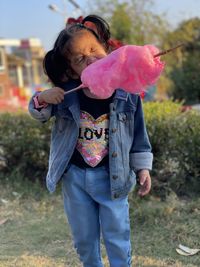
[43,14,111,86]
[82,15,110,49]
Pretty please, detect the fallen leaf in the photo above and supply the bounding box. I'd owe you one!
[12,191,21,197]
[0,218,9,225]
[1,198,9,204]
[178,244,200,255]
[176,248,191,256]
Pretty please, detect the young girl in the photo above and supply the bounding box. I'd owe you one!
[29,14,153,267]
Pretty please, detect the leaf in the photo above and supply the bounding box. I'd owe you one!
[178,244,200,255]
[0,218,9,225]
[0,198,9,204]
[176,248,191,256]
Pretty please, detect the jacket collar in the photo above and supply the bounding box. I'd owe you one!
[59,80,129,108]
[114,89,129,101]
[59,79,81,107]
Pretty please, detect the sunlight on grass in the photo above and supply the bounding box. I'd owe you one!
[0,255,198,267]
[133,255,198,267]
[1,183,200,267]
[0,254,65,267]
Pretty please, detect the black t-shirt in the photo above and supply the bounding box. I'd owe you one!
[70,90,113,168]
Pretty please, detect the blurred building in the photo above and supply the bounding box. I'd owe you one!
[0,38,46,112]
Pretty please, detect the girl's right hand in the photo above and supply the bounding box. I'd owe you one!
[38,87,65,104]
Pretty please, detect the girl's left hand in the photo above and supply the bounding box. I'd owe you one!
[137,170,151,196]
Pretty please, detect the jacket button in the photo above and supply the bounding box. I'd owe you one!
[112,175,118,180]
[112,152,117,158]
[111,128,117,133]
[122,115,126,122]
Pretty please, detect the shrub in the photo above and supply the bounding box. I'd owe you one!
[0,112,51,184]
[144,101,200,197]
[1,100,200,197]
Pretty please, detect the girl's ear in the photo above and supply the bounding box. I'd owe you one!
[65,68,79,80]
[70,72,79,79]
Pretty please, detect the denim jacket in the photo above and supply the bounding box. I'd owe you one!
[29,80,153,199]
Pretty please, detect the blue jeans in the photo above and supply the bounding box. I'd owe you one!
[62,164,132,267]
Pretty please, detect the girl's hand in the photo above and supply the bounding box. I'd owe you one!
[137,170,151,196]
[38,87,65,104]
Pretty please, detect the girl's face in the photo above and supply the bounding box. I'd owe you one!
[68,30,107,77]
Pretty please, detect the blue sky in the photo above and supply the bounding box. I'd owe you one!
[0,0,200,51]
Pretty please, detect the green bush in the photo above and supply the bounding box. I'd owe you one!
[144,101,200,197]
[0,113,51,184]
[0,101,200,197]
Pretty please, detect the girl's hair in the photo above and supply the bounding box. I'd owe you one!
[43,14,111,86]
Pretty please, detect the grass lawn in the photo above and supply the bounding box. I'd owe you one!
[0,182,200,267]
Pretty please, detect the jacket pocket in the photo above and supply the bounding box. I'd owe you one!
[57,107,73,120]
[55,116,72,133]
[117,111,135,122]
[117,111,135,140]
[117,111,135,170]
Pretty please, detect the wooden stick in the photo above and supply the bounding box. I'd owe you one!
[154,43,184,58]
[64,84,84,95]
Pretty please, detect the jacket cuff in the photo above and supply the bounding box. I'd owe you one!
[29,95,53,122]
[130,152,153,171]
[33,92,48,109]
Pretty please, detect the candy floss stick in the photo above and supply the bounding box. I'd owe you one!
[154,43,184,58]
[64,43,183,97]
[64,84,85,95]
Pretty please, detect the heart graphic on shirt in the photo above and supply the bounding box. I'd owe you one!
[76,111,109,167]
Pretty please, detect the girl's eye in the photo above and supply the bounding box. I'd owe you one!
[76,56,85,64]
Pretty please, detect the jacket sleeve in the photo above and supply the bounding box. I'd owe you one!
[28,80,81,122]
[129,95,153,171]
[28,94,55,123]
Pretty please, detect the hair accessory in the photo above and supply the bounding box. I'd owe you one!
[108,39,124,50]
[76,23,85,28]
[83,21,98,34]
[66,16,83,25]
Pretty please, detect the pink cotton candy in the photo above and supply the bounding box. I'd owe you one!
[81,45,165,99]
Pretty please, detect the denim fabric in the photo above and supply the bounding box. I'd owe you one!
[62,164,132,267]
[29,80,153,199]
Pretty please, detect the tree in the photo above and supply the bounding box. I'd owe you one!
[110,3,132,43]
[170,55,200,103]
[88,0,168,45]
[163,18,200,103]
[87,0,169,100]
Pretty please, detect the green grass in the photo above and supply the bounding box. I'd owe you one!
[0,182,200,267]
[130,192,200,267]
